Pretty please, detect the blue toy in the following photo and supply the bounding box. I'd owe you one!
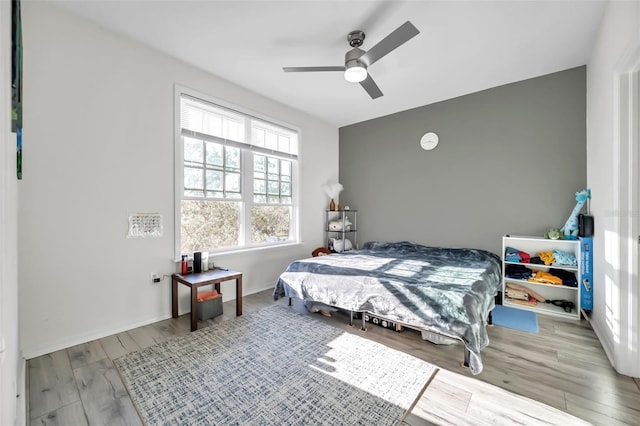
[561,189,591,240]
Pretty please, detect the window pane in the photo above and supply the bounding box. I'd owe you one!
[184,137,203,163]
[254,179,265,194]
[267,158,279,174]
[184,167,203,190]
[185,189,204,197]
[281,160,291,176]
[181,200,240,252]
[267,180,279,195]
[205,142,223,166]
[206,170,223,191]
[254,155,265,173]
[251,205,291,244]
[254,194,267,203]
[226,172,241,192]
[225,147,240,170]
[254,155,293,205]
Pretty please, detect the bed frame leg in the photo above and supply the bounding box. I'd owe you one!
[361,314,366,331]
[288,297,292,306]
[463,347,470,368]
[488,310,493,325]
[349,311,354,326]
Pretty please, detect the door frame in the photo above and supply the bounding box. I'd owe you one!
[611,42,640,375]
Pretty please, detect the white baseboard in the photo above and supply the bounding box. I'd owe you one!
[17,357,26,426]
[590,315,617,371]
[23,282,277,360]
[22,314,170,360]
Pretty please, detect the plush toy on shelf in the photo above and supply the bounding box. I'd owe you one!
[544,228,562,240]
[328,217,352,231]
[331,238,353,252]
[561,189,590,240]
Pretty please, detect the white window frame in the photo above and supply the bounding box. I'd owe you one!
[174,85,300,259]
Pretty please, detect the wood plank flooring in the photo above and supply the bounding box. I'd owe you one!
[27,290,640,425]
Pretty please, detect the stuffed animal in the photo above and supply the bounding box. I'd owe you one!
[544,228,562,240]
[328,217,352,231]
[561,189,590,240]
[328,221,342,231]
[332,238,353,252]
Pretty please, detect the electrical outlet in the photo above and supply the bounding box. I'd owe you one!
[150,272,161,284]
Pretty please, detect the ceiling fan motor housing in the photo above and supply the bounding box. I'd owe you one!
[345,47,366,68]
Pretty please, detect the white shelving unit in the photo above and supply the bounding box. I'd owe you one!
[502,235,581,320]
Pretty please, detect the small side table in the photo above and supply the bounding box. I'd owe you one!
[172,269,243,331]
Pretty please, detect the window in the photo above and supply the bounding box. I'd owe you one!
[175,88,299,256]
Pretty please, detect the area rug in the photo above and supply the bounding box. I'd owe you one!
[114,304,437,425]
[492,305,539,333]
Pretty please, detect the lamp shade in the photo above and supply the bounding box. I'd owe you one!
[344,60,367,83]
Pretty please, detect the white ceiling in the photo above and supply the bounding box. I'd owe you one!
[50,0,608,127]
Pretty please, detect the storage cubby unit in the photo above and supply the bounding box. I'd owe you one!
[502,235,581,320]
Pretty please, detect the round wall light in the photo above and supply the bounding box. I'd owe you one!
[420,132,439,150]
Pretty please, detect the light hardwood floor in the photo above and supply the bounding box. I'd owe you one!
[27,290,640,425]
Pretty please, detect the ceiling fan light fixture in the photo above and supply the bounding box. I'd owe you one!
[344,60,367,83]
[283,21,419,98]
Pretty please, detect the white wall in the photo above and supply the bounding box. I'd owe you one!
[19,2,338,358]
[587,0,640,377]
[0,1,23,424]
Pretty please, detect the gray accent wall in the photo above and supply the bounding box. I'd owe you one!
[339,66,586,256]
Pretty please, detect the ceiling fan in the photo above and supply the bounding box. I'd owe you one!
[283,21,420,99]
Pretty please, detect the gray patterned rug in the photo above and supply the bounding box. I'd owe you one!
[114,304,437,425]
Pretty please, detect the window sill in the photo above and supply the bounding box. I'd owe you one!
[174,241,304,262]
[213,241,304,258]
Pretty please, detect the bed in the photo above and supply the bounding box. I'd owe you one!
[273,241,502,374]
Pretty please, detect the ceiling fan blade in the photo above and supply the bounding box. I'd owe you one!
[359,21,419,66]
[360,74,383,99]
[283,66,345,72]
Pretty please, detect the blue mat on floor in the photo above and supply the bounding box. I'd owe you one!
[492,305,538,333]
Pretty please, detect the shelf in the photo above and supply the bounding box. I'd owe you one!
[504,260,578,272]
[504,277,578,291]
[503,235,582,321]
[503,299,579,320]
[325,210,357,252]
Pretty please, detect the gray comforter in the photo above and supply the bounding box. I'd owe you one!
[273,241,501,374]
